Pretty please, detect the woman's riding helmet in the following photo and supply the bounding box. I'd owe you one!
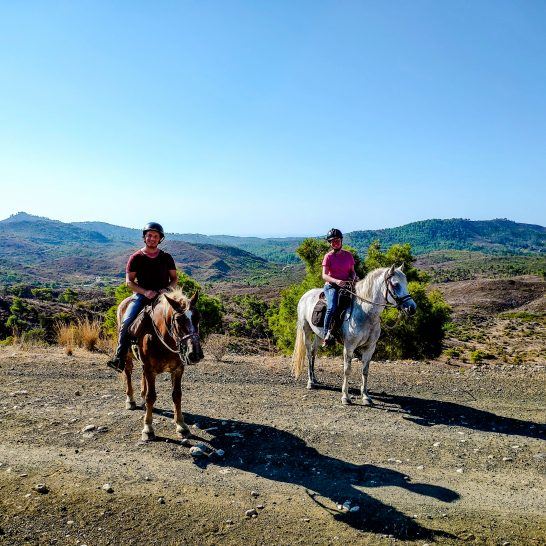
[326,228,343,241]
[143,222,165,242]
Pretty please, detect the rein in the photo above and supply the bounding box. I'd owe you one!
[149,297,198,363]
[342,271,410,310]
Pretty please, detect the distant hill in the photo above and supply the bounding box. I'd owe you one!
[0,213,544,287]
[344,218,545,257]
[0,213,279,287]
[70,216,546,262]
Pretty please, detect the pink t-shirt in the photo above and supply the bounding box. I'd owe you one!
[322,249,355,281]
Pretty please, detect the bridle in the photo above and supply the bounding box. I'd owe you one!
[149,297,201,364]
[341,270,413,310]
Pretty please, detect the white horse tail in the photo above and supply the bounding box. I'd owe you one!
[292,320,306,379]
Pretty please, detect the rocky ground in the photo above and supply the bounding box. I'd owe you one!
[0,346,544,545]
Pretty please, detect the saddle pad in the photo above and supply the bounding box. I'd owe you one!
[127,306,152,338]
[311,298,327,327]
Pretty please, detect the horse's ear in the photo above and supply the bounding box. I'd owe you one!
[397,263,405,272]
[387,264,396,276]
[164,294,185,313]
[189,291,199,308]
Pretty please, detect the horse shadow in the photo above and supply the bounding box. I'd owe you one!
[369,393,545,440]
[149,409,458,541]
[304,384,545,440]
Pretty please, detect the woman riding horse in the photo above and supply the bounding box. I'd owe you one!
[107,222,178,372]
[321,228,358,347]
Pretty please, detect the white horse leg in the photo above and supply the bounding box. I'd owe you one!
[341,347,354,405]
[360,346,377,406]
[305,325,320,389]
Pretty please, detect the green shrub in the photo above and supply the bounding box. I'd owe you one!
[228,295,273,339]
[30,287,53,301]
[0,336,14,346]
[444,348,461,358]
[6,297,32,334]
[21,328,47,344]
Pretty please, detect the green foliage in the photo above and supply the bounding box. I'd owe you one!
[21,328,47,344]
[375,283,452,360]
[103,283,133,337]
[469,349,494,364]
[424,251,546,282]
[6,297,33,334]
[177,272,224,339]
[0,336,14,346]
[269,239,451,359]
[7,284,34,298]
[31,287,53,301]
[228,295,273,339]
[59,288,79,307]
[499,311,544,322]
[346,218,546,256]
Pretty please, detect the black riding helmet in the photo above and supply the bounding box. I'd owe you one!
[326,228,343,242]
[143,222,165,242]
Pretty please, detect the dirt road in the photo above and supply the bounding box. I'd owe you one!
[1,347,545,545]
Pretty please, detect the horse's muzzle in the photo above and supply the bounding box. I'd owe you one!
[402,300,417,316]
[187,342,204,363]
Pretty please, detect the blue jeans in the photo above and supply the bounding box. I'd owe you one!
[323,283,339,333]
[115,293,149,356]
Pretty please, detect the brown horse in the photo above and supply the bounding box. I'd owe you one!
[118,289,204,441]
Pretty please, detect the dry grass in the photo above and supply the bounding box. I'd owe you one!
[204,334,230,362]
[55,319,103,353]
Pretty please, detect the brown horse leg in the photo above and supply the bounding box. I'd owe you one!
[124,359,137,410]
[141,369,157,441]
[171,369,189,437]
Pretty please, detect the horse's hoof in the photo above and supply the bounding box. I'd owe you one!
[307,381,319,390]
[141,430,155,442]
[362,397,373,406]
[176,425,190,438]
[125,401,137,410]
[341,397,353,406]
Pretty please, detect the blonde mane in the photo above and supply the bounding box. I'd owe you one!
[355,267,386,300]
[163,288,190,310]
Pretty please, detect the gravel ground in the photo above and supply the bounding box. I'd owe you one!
[0,346,545,545]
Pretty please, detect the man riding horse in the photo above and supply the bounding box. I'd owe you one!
[321,228,358,347]
[107,222,178,372]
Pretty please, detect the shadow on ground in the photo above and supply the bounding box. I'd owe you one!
[371,393,546,440]
[304,384,545,440]
[151,408,458,541]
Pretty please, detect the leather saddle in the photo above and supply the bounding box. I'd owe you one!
[311,289,353,332]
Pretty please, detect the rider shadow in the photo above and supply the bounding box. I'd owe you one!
[370,393,545,440]
[176,412,458,541]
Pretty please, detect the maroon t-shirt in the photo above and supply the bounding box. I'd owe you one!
[126,249,176,292]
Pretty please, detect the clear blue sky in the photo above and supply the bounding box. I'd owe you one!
[1,2,545,236]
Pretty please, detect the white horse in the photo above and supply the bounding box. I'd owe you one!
[292,265,417,405]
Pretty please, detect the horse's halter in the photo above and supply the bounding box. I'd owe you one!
[150,298,201,362]
[342,270,412,310]
[383,270,414,310]
[170,310,200,356]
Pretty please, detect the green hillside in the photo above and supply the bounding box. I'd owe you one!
[345,219,545,257]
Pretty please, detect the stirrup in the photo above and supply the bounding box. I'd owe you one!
[106,358,125,373]
[321,332,335,348]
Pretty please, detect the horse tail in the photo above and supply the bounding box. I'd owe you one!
[292,318,306,379]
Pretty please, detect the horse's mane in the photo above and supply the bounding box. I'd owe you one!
[355,267,386,299]
[163,288,190,310]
